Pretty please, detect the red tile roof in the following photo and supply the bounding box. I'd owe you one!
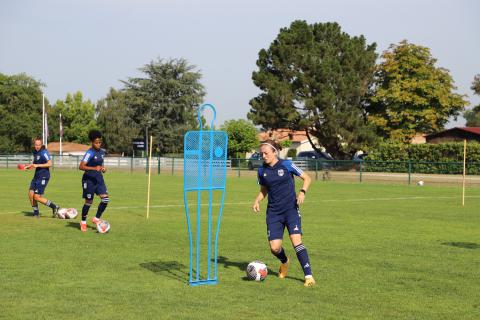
[46,142,90,153]
[258,129,309,143]
[460,127,480,135]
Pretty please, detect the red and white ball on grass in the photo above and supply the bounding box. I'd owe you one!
[96,220,110,234]
[56,208,78,219]
[246,260,268,281]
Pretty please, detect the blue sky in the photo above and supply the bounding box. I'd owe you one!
[1,0,479,127]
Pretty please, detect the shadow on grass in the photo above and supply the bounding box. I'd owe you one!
[217,256,304,283]
[22,211,34,216]
[441,242,480,250]
[139,261,189,282]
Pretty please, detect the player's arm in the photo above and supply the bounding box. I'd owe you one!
[296,171,311,205]
[252,185,268,213]
[79,161,103,172]
[31,159,52,169]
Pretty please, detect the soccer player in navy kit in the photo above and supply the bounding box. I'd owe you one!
[252,140,315,287]
[25,137,60,218]
[79,130,109,232]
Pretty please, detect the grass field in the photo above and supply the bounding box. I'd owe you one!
[1,169,480,320]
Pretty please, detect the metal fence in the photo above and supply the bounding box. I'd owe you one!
[1,155,479,186]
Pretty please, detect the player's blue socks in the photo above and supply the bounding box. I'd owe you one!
[96,197,109,219]
[272,247,288,264]
[294,243,312,277]
[32,206,39,216]
[45,200,58,209]
[82,203,91,221]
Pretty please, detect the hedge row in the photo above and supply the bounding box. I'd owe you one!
[365,142,480,174]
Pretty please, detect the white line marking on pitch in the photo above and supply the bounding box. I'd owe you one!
[1,195,479,215]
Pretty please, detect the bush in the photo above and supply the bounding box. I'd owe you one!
[286,148,297,158]
[365,142,480,174]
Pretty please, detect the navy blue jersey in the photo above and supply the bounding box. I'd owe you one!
[81,148,106,178]
[257,159,303,215]
[33,148,51,179]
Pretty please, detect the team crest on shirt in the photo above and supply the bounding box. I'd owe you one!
[277,169,284,176]
[36,156,40,160]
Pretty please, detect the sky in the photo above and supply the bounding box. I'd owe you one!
[1,0,479,127]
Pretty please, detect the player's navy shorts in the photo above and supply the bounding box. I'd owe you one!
[29,177,49,195]
[266,206,302,241]
[82,175,107,200]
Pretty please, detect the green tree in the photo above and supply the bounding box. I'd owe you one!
[123,58,205,155]
[248,20,378,159]
[368,40,468,142]
[96,88,140,154]
[0,73,46,153]
[50,92,98,144]
[220,119,258,158]
[464,74,480,126]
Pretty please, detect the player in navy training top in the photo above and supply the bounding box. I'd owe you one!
[78,130,109,232]
[25,137,61,218]
[252,140,316,287]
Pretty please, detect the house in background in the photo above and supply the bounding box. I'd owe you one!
[249,129,320,158]
[46,142,90,156]
[411,133,427,144]
[426,127,480,144]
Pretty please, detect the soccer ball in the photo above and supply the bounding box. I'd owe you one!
[417,180,424,186]
[246,260,268,281]
[56,208,78,219]
[96,220,110,234]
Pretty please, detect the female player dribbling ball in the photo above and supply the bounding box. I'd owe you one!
[26,137,61,218]
[78,130,109,232]
[252,140,315,287]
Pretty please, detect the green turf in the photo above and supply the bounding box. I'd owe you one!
[1,169,479,319]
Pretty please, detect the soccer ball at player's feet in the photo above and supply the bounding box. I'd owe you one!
[246,261,268,281]
[96,220,110,234]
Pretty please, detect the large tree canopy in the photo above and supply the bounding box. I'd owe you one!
[96,88,139,154]
[0,73,45,153]
[368,40,468,142]
[248,20,378,159]
[50,92,98,144]
[123,58,205,155]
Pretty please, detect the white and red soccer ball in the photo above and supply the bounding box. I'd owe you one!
[96,220,111,234]
[246,260,268,281]
[57,208,78,219]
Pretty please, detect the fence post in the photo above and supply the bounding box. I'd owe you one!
[171,157,174,175]
[130,157,133,174]
[237,159,241,178]
[76,156,79,170]
[315,160,318,181]
[157,156,161,175]
[145,156,149,175]
[359,161,363,183]
[408,160,412,185]
[6,155,9,169]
